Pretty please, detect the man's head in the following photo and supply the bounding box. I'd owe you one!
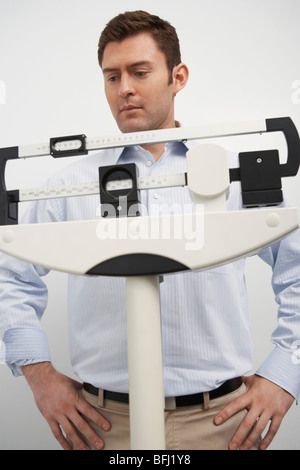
[98,11,188,134]
[98,10,182,85]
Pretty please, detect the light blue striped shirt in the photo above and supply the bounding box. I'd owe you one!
[1,141,300,399]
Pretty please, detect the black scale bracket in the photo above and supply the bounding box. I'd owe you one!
[229,118,299,207]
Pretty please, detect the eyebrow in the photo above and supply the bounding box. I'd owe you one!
[103,61,153,74]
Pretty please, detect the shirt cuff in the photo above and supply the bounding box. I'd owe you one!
[2,327,51,377]
[256,345,300,401]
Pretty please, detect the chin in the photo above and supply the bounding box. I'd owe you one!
[117,118,155,134]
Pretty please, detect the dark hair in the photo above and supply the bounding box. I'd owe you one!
[98,10,182,83]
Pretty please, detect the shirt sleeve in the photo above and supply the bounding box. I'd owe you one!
[0,193,64,376]
[255,219,300,400]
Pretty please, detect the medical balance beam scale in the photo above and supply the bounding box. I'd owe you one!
[0,117,299,449]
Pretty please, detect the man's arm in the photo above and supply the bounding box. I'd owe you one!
[0,174,110,449]
[214,374,294,450]
[22,362,111,450]
[215,219,300,449]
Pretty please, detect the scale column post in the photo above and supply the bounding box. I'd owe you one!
[126,275,166,450]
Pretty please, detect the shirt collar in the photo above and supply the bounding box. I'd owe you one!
[104,146,126,166]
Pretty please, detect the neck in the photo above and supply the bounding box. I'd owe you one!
[141,119,180,161]
[141,142,166,161]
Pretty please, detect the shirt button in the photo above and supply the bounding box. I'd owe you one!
[154,193,160,199]
[146,161,152,167]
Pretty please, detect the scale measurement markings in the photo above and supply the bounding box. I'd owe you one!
[17,119,266,158]
[19,173,186,202]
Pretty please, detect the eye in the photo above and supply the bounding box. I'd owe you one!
[108,76,117,82]
[135,71,147,78]
[107,75,119,83]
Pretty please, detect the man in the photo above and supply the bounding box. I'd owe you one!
[0,11,299,450]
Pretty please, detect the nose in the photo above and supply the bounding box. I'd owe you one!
[119,74,135,98]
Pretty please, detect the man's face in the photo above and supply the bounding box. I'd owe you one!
[102,32,177,133]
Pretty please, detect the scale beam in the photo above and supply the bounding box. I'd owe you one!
[16,120,267,158]
[0,207,297,277]
[0,117,299,225]
[18,173,187,203]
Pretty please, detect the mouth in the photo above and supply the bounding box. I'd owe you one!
[121,105,142,113]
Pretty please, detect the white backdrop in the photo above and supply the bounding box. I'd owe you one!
[0,0,300,450]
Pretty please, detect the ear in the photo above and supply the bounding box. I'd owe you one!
[172,63,189,95]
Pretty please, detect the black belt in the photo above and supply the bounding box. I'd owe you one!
[83,377,242,407]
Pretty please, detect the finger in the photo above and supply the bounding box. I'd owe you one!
[59,416,93,450]
[71,413,105,450]
[48,419,73,450]
[214,393,250,425]
[228,408,261,450]
[259,415,282,450]
[76,396,111,432]
[239,413,270,450]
